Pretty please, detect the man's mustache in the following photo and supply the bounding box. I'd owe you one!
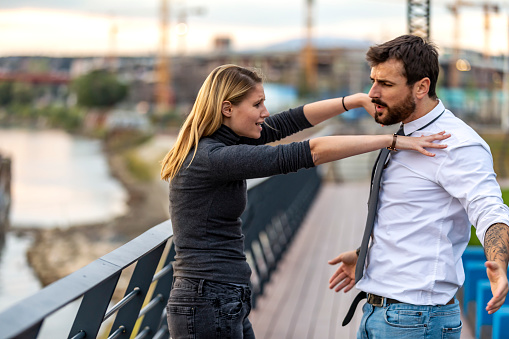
[371,98,387,107]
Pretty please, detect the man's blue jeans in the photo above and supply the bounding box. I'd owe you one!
[357,298,462,338]
[166,277,255,339]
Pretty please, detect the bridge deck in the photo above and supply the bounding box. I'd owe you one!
[249,181,475,339]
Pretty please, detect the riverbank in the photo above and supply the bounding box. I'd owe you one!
[26,134,172,289]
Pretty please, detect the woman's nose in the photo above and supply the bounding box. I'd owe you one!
[261,105,270,117]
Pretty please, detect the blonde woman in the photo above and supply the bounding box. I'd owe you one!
[161,64,449,339]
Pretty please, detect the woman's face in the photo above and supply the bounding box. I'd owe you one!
[223,83,270,139]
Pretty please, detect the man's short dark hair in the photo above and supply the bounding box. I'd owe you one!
[366,34,439,99]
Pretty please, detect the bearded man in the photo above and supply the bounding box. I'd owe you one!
[328,34,509,339]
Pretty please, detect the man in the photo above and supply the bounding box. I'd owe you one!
[328,34,509,338]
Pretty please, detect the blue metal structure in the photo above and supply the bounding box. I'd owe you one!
[0,166,321,338]
[407,0,430,40]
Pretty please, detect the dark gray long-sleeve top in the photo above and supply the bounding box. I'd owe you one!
[169,105,315,284]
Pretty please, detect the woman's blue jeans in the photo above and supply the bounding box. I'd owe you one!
[166,277,255,339]
[357,298,462,339]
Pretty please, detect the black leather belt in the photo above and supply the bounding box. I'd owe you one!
[342,292,455,326]
[367,293,402,307]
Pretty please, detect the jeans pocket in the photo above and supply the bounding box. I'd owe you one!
[219,299,244,319]
[442,321,462,339]
[167,305,195,339]
[385,309,427,328]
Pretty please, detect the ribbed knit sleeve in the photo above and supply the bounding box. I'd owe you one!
[207,139,314,181]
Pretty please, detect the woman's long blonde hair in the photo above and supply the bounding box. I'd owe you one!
[160,64,262,181]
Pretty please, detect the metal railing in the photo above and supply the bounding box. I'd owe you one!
[0,154,11,234]
[0,166,321,338]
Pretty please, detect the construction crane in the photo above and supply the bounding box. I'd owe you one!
[176,5,205,56]
[302,0,317,95]
[481,2,500,58]
[155,0,172,113]
[407,0,431,40]
[107,15,118,71]
[447,0,500,87]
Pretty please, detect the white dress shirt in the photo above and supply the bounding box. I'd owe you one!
[356,100,509,305]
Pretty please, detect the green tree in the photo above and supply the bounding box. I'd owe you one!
[0,82,12,106]
[72,70,128,108]
[11,82,34,105]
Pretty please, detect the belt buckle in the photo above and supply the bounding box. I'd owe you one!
[367,293,385,307]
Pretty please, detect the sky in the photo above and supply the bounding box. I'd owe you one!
[0,0,509,57]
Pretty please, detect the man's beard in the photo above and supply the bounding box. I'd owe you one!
[372,92,416,126]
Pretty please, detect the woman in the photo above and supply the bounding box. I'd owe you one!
[161,64,449,339]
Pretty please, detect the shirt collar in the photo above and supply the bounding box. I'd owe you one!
[403,100,444,136]
[210,124,241,146]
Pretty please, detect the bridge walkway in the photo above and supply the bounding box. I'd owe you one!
[249,181,475,339]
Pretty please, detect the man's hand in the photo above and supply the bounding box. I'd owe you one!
[485,260,509,314]
[483,222,509,314]
[328,250,357,293]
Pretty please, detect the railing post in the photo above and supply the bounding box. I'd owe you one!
[138,242,176,337]
[108,242,167,337]
[68,273,121,338]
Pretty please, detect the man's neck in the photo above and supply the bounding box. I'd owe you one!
[403,98,439,124]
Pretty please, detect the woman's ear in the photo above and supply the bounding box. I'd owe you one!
[222,101,232,117]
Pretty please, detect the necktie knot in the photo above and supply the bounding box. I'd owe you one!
[396,124,405,136]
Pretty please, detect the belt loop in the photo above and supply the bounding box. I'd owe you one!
[198,279,204,296]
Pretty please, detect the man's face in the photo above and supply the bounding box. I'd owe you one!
[368,59,416,126]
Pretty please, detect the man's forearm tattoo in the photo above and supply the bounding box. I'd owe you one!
[484,223,509,266]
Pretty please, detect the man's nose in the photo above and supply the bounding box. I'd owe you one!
[368,84,379,99]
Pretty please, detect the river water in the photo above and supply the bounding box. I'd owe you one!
[0,128,128,316]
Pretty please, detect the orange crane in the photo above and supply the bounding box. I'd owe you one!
[302,0,317,94]
[155,0,173,113]
[447,0,500,87]
[107,15,118,71]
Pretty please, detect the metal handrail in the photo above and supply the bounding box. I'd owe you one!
[0,161,322,338]
[0,220,173,338]
[152,263,172,282]
[103,287,141,321]
[139,294,164,317]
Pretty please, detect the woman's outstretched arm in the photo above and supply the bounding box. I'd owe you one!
[303,93,373,126]
[309,132,450,166]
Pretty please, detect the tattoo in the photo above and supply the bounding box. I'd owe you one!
[484,223,509,266]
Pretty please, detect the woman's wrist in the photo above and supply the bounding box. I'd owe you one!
[342,96,349,111]
[386,133,398,151]
[341,94,356,112]
[342,93,370,112]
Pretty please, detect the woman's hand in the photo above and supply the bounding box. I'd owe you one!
[395,131,450,157]
[344,93,374,117]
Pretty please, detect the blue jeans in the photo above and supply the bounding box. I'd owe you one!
[166,277,255,339]
[357,298,462,339]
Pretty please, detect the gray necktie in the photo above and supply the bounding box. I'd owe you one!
[355,124,404,282]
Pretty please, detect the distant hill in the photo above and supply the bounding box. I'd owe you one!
[242,37,374,53]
